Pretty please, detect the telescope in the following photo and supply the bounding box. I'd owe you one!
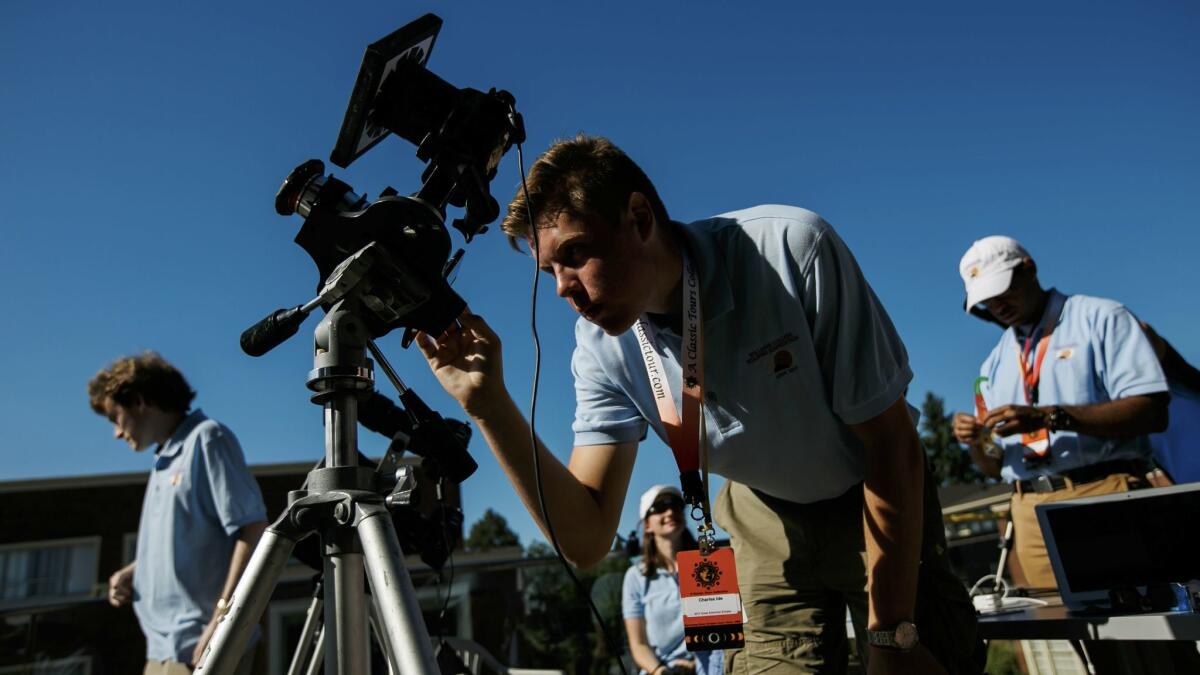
[199,15,523,675]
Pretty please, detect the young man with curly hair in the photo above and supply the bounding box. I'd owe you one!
[88,352,266,674]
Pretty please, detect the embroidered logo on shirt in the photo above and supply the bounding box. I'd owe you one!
[773,349,796,377]
[1056,347,1075,360]
[747,333,799,365]
[170,473,182,487]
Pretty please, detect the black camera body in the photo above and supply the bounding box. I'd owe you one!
[274,13,523,340]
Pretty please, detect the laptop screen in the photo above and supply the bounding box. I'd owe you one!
[1040,485,1200,593]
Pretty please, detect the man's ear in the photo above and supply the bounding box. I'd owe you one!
[627,192,656,241]
[128,395,149,414]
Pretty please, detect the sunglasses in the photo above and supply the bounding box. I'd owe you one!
[647,496,684,516]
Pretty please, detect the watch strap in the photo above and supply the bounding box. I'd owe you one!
[865,621,919,651]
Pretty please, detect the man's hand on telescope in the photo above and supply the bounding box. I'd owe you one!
[416,309,506,418]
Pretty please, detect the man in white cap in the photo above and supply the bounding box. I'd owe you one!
[952,235,1169,588]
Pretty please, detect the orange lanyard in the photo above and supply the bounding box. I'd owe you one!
[635,253,704,474]
[635,251,716,552]
[1012,293,1064,405]
[1016,334,1051,405]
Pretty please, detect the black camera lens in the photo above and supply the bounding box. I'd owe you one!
[276,159,366,220]
[275,159,326,216]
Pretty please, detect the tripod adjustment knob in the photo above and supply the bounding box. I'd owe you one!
[385,466,417,508]
[334,502,352,524]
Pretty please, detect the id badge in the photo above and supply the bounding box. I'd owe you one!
[677,548,745,651]
[1021,427,1050,461]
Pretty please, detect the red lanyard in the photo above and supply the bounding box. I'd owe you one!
[1012,294,1062,405]
[1016,334,1051,404]
[635,252,704,473]
[635,252,715,550]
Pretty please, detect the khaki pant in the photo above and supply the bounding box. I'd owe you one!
[143,661,193,675]
[714,471,985,674]
[143,648,255,675]
[1010,473,1200,674]
[1009,472,1136,588]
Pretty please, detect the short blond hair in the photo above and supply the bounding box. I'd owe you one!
[87,351,195,415]
[500,134,669,249]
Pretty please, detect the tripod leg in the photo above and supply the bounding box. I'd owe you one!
[287,584,324,675]
[325,549,370,674]
[197,529,298,674]
[305,625,326,675]
[370,594,399,675]
[358,505,440,675]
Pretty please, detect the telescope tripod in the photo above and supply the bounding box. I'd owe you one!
[197,301,441,675]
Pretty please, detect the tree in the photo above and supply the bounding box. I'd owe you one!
[465,508,521,552]
[920,391,985,486]
[516,541,632,675]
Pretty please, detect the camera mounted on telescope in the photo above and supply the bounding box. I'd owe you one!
[206,18,520,671]
[254,13,524,351]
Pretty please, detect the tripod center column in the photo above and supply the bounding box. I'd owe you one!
[309,300,374,468]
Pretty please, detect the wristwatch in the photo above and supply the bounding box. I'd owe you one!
[866,621,919,652]
[1045,406,1074,432]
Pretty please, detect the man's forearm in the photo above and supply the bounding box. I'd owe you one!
[218,521,267,602]
[470,392,632,567]
[862,429,924,629]
[1055,394,1168,438]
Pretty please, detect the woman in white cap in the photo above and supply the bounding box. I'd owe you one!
[621,485,721,675]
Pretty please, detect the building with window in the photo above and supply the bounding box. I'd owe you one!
[0,459,530,674]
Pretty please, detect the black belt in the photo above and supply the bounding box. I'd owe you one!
[1015,459,1149,494]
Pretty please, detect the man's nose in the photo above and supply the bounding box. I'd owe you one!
[554,267,579,298]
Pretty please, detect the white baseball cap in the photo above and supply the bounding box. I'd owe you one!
[638,484,683,522]
[959,236,1031,311]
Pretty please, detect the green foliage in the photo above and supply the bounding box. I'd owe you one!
[516,541,631,675]
[920,391,985,487]
[984,640,1022,675]
[465,508,521,552]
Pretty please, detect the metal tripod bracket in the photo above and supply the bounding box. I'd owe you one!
[196,300,441,675]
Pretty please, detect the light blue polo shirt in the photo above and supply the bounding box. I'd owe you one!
[572,205,912,504]
[622,565,688,668]
[622,564,721,675]
[133,409,267,663]
[976,290,1168,482]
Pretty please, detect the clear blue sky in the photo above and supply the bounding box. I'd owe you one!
[2,1,1197,550]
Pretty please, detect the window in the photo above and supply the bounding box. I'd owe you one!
[0,655,92,674]
[0,537,100,606]
[0,653,91,667]
[122,532,137,565]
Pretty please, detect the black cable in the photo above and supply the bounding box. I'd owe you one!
[436,478,457,636]
[517,142,629,675]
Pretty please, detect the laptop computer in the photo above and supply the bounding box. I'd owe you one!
[1036,482,1200,612]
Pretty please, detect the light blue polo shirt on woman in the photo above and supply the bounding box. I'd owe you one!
[622,563,722,675]
[571,205,912,504]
